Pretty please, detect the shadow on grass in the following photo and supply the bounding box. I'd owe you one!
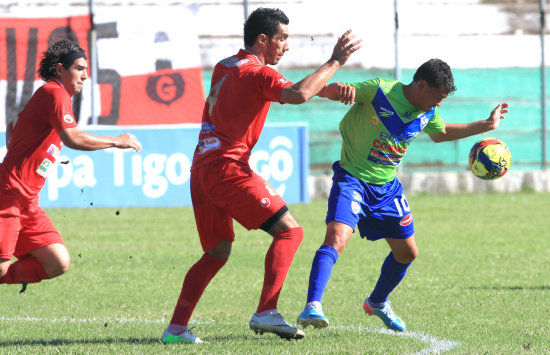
[464,285,550,291]
[0,337,160,347]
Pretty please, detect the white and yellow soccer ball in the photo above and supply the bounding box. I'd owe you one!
[468,137,512,180]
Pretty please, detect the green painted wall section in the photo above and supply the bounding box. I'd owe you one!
[203,68,549,174]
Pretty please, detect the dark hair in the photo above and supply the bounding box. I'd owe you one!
[413,58,457,94]
[38,39,87,81]
[244,8,289,47]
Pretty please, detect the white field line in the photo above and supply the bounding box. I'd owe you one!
[336,325,460,355]
[0,316,460,354]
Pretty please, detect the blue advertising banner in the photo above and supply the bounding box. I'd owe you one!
[0,123,309,208]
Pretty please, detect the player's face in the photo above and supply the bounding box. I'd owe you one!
[266,23,289,65]
[417,82,449,112]
[58,57,88,97]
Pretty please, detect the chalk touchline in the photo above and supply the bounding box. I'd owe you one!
[0,316,460,354]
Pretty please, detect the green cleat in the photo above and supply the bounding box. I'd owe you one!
[161,329,204,344]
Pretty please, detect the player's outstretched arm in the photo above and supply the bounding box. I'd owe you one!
[280,30,362,105]
[428,103,509,143]
[59,127,142,152]
[318,82,356,105]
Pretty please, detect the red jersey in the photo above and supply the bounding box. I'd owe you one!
[192,49,293,170]
[0,80,77,201]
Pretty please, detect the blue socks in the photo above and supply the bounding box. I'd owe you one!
[306,245,339,303]
[369,252,411,304]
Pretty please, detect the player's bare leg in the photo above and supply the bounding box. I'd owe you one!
[29,243,70,278]
[0,243,69,292]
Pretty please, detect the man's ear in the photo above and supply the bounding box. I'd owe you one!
[416,79,429,91]
[55,62,64,76]
[257,33,268,47]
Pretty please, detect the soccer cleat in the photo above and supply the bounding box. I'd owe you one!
[249,311,305,340]
[363,298,406,331]
[297,305,330,329]
[161,328,204,344]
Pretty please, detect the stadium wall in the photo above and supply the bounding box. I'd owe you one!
[1,0,549,197]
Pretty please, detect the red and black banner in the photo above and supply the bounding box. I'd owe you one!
[0,13,205,129]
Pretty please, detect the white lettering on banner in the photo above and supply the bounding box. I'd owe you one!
[250,136,294,197]
[143,154,168,198]
[48,155,97,201]
[110,150,192,198]
[132,155,143,185]
[141,153,191,198]
[108,148,130,186]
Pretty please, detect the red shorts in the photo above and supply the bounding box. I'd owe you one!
[190,159,287,251]
[0,191,63,260]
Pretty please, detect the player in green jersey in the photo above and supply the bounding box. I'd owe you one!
[297,58,508,331]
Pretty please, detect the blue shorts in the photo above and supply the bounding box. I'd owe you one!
[325,162,414,241]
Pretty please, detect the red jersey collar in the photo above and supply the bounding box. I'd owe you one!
[238,49,262,66]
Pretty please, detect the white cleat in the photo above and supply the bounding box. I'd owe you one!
[249,310,305,340]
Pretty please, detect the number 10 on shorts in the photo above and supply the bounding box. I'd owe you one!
[394,196,410,217]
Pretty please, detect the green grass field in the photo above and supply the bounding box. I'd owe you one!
[1,193,549,354]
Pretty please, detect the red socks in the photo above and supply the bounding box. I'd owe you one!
[0,256,49,284]
[169,227,304,325]
[170,253,227,326]
[256,227,304,313]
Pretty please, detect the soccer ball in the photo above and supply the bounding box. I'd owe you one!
[468,137,512,180]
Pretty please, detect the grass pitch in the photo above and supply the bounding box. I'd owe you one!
[0,192,549,354]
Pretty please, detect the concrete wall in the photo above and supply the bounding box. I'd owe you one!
[308,170,550,198]
[1,0,549,69]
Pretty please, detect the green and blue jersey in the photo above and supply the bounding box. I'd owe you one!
[339,78,445,184]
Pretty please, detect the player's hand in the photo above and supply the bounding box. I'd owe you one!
[330,29,362,67]
[320,83,356,105]
[115,133,142,152]
[337,84,356,105]
[487,103,509,130]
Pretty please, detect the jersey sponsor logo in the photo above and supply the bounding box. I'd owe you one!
[352,191,362,201]
[399,214,413,226]
[277,78,288,84]
[373,139,407,155]
[200,122,216,135]
[371,86,435,143]
[351,200,361,214]
[196,137,221,154]
[260,197,271,208]
[378,107,394,117]
[367,148,402,166]
[46,143,60,159]
[36,158,53,178]
[63,114,75,124]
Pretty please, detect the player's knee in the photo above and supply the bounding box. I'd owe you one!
[42,251,70,278]
[274,226,304,248]
[396,248,418,264]
[0,261,10,278]
[48,257,70,278]
[207,239,232,260]
[292,226,304,245]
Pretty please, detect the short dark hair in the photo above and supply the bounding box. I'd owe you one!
[38,39,87,81]
[243,8,289,47]
[413,58,457,94]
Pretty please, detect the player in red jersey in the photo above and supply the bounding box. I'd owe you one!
[0,39,141,292]
[161,7,361,344]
